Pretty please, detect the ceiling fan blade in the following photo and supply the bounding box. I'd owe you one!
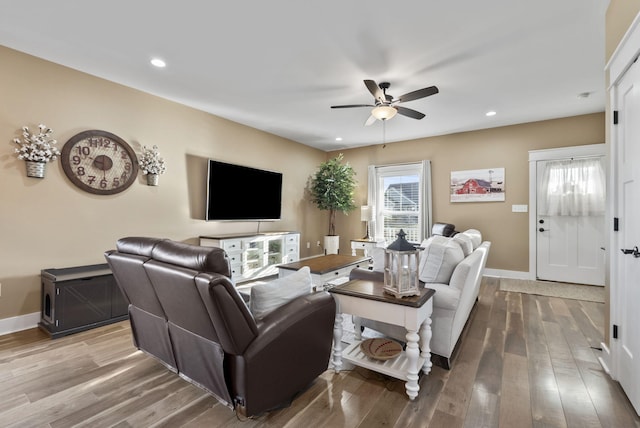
[331,104,375,109]
[395,106,426,120]
[364,115,376,126]
[364,80,385,103]
[397,86,439,103]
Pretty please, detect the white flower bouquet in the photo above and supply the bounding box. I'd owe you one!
[14,124,61,163]
[139,145,166,175]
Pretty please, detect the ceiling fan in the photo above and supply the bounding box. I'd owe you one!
[331,80,439,126]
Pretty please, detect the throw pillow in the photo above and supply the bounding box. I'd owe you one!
[452,233,473,257]
[250,266,312,320]
[418,235,464,284]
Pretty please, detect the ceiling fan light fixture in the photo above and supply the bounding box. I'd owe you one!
[372,105,397,121]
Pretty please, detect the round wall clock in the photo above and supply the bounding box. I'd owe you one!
[61,130,139,195]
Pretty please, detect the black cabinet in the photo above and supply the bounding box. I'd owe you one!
[39,263,128,338]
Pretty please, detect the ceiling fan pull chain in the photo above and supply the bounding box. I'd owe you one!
[382,120,386,147]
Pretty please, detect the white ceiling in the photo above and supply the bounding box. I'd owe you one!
[0,1,608,151]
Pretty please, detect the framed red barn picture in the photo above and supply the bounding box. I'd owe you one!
[450,168,505,202]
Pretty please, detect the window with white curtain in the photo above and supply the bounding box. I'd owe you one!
[539,157,605,216]
[367,161,432,244]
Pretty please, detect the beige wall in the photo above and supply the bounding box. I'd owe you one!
[0,38,612,324]
[606,0,640,61]
[330,114,605,272]
[0,45,328,320]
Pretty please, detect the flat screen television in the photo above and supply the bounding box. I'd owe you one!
[206,160,283,221]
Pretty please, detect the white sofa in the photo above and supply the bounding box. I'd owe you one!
[349,229,491,369]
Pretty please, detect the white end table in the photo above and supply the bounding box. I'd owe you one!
[329,279,435,400]
[350,238,385,256]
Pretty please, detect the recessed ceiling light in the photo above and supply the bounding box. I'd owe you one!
[335,137,343,141]
[486,111,497,117]
[150,58,166,68]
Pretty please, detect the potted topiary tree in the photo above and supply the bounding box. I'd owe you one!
[309,153,357,254]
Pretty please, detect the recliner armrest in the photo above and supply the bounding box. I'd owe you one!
[248,292,335,355]
[230,291,336,415]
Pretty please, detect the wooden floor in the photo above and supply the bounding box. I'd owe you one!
[1,277,639,428]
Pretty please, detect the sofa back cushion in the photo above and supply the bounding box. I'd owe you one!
[106,251,166,317]
[418,236,464,284]
[152,239,232,278]
[116,236,165,257]
[144,260,220,342]
[462,229,482,250]
[452,233,473,257]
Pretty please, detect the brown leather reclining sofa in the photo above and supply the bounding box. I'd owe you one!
[104,237,336,417]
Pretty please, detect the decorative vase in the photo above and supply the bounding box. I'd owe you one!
[26,161,46,178]
[324,235,340,255]
[146,174,159,186]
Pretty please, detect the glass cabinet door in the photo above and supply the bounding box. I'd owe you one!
[243,239,265,271]
[267,238,283,265]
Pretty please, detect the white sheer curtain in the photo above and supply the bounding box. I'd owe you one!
[539,157,605,216]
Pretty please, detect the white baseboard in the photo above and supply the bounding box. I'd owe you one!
[483,268,534,280]
[0,312,40,336]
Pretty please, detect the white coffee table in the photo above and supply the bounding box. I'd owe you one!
[328,279,435,400]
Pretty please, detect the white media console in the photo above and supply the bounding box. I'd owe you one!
[200,231,300,283]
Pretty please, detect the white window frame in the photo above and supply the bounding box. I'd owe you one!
[367,160,433,244]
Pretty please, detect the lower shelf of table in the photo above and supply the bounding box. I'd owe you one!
[339,340,427,381]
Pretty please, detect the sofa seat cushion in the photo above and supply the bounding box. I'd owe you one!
[418,236,464,284]
[250,267,312,320]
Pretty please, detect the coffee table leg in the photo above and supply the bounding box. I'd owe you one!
[420,317,433,374]
[332,313,344,372]
[405,329,420,400]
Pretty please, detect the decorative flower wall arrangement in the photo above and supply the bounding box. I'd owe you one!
[14,124,60,163]
[139,145,166,186]
[13,124,61,178]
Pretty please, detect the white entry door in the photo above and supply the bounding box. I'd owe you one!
[536,158,605,286]
[615,57,640,415]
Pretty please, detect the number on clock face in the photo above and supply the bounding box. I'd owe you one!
[61,130,139,195]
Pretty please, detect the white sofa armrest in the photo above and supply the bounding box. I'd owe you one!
[424,283,460,310]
